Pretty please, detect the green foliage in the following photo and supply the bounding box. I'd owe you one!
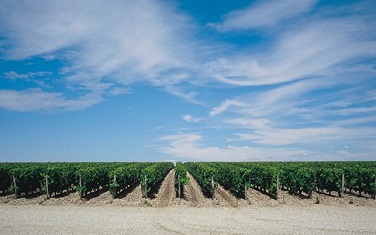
[316,167,344,196]
[0,163,14,194]
[361,168,376,198]
[10,165,43,197]
[211,163,246,198]
[1,161,375,200]
[185,162,218,198]
[184,161,376,200]
[108,163,150,198]
[76,165,110,198]
[140,162,174,198]
[280,164,316,198]
[243,164,278,196]
[174,162,189,198]
[41,165,77,197]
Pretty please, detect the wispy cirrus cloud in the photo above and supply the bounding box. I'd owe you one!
[203,1,376,158]
[164,85,204,106]
[205,16,376,87]
[0,0,375,162]
[0,0,200,110]
[209,99,247,116]
[158,132,371,161]
[182,114,201,123]
[159,132,314,161]
[210,77,331,118]
[209,0,317,31]
[0,88,102,112]
[1,0,375,113]
[206,74,376,160]
[199,0,376,161]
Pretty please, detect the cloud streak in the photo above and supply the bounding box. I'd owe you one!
[0,0,375,162]
[0,0,200,109]
[0,88,102,112]
[206,16,376,86]
[210,0,317,31]
[159,133,312,161]
[158,132,374,161]
[182,114,201,123]
[1,0,375,112]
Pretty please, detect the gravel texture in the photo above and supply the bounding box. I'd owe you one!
[1,204,375,235]
[153,169,176,207]
[183,172,213,207]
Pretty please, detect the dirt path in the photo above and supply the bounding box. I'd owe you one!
[113,183,144,206]
[153,169,176,207]
[246,187,279,206]
[85,188,113,205]
[184,172,211,207]
[214,185,240,207]
[1,204,375,235]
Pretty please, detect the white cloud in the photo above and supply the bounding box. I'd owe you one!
[210,77,329,119]
[225,118,271,130]
[0,88,102,112]
[3,71,54,88]
[0,0,375,119]
[3,71,53,80]
[0,0,198,102]
[4,71,29,80]
[206,16,376,87]
[158,132,376,161]
[210,99,246,116]
[157,127,376,161]
[334,116,376,127]
[335,106,376,116]
[182,114,200,123]
[235,127,343,145]
[165,86,204,105]
[109,87,133,96]
[159,133,312,161]
[211,0,317,31]
[207,70,376,159]
[201,0,376,89]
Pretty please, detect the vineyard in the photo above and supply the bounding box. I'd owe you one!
[0,161,375,206]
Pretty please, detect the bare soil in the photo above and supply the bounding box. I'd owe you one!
[244,187,376,207]
[1,204,375,235]
[112,183,145,206]
[152,169,176,207]
[213,185,241,207]
[183,172,212,207]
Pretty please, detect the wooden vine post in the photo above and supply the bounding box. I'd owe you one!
[12,175,17,198]
[276,174,280,200]
[143,175,147,198]
[79,175,83,199]
[113,174,117,197]
[45,175,49,199]
[244,180,248,200]
[178,175,181,198]
[341,173,345,197]
[211,175,215,199]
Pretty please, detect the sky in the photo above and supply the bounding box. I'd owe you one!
[0,0,375,162]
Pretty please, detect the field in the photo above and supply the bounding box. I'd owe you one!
[1,161,375,234]
[1,204,375,235]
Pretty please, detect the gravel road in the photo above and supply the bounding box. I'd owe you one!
[1,204,375,235]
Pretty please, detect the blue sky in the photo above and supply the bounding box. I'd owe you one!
[0,0,375,162]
